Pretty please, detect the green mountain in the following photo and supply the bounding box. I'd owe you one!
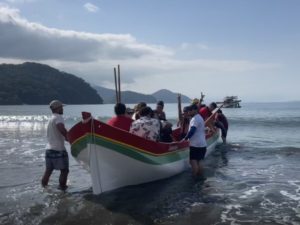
[94,86,192,104]
[152,89,191,103]
[0,62,103,105]
[122,91,157,104]
[93,86,156,104]
[0,62,191,105]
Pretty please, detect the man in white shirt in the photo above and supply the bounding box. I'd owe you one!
[41,100,69,190]
[183,104,207,179]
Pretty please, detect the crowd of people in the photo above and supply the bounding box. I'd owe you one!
[41,97,228,190]
[108,100,174,142]
[106,99,228,144]
[105,98,228,180]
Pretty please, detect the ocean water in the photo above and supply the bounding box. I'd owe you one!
[1,102,300,225]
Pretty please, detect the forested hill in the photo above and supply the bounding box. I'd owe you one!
[0,62,103,105]
[93,86,157,104]
[94,86,191,104]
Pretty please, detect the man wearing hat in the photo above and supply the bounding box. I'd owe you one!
[41,100,69,190]
[183,104,207,180]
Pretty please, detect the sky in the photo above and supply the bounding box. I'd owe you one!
[0,0,299,102]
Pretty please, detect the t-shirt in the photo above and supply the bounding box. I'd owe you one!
[46,113,66,151]
[188,114,206,148]
[130,116,160,141]
[199,106,212,121]
[107,115,134,131]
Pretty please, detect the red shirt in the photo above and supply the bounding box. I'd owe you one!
[199,106,212,121]
[107,115,134,131]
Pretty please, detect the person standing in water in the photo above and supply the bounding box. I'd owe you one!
[183,104,207,179]
[215,109,229,143]
[41,100,69,190]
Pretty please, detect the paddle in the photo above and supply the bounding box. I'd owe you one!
[177,93,182,122]
[114,67,119,103]
[113,65,122,103]
[117,64,121,103]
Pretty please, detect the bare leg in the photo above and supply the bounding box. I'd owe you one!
[59,169,69,190]
[197,160,204,177]
[190,160,200,178]
[221,136,227,144]
[190,160,206,181]
[41,169,53,187]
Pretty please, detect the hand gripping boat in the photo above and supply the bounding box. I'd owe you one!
[67,112,220,195]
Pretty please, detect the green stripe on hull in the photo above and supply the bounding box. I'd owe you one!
[71,134,189,165]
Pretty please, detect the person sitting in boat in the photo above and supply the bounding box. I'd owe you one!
[125,107,134,118]
[191,96,206,111]
[191,98,200,107]
[132,102,147,120]
[107,103,134,131]
[159,120,175,143]
[153,100,166,121]
[215,109,229,143]
[130,106,160,141]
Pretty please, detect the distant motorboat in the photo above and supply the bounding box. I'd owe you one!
[217,96,241,108]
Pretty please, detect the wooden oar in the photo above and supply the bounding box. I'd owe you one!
[177,93,182,122]
[114,67,119,103]
[117,64,121,103]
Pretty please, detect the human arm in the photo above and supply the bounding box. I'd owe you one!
[184,126,196,140]
[57,123,68,142]
[199,92,205,104]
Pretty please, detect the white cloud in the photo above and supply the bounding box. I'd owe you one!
[84,3,99,13]
[0,5,286,101]
[0,5,172,62]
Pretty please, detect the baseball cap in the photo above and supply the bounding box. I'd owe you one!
[49,100,65,109]
[191,98,199,105]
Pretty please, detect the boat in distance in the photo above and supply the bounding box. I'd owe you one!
[217,96,241,108]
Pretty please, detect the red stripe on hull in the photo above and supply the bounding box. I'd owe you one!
[68,118,217,155]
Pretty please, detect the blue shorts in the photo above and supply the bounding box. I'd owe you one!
[45,150,69,170]
[189,146,207,161]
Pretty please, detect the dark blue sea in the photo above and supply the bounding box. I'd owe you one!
[1,102,300,225]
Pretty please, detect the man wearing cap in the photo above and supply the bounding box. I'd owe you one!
[41,100,69,190]
[199,102,217,121]
[183,104,207,180]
